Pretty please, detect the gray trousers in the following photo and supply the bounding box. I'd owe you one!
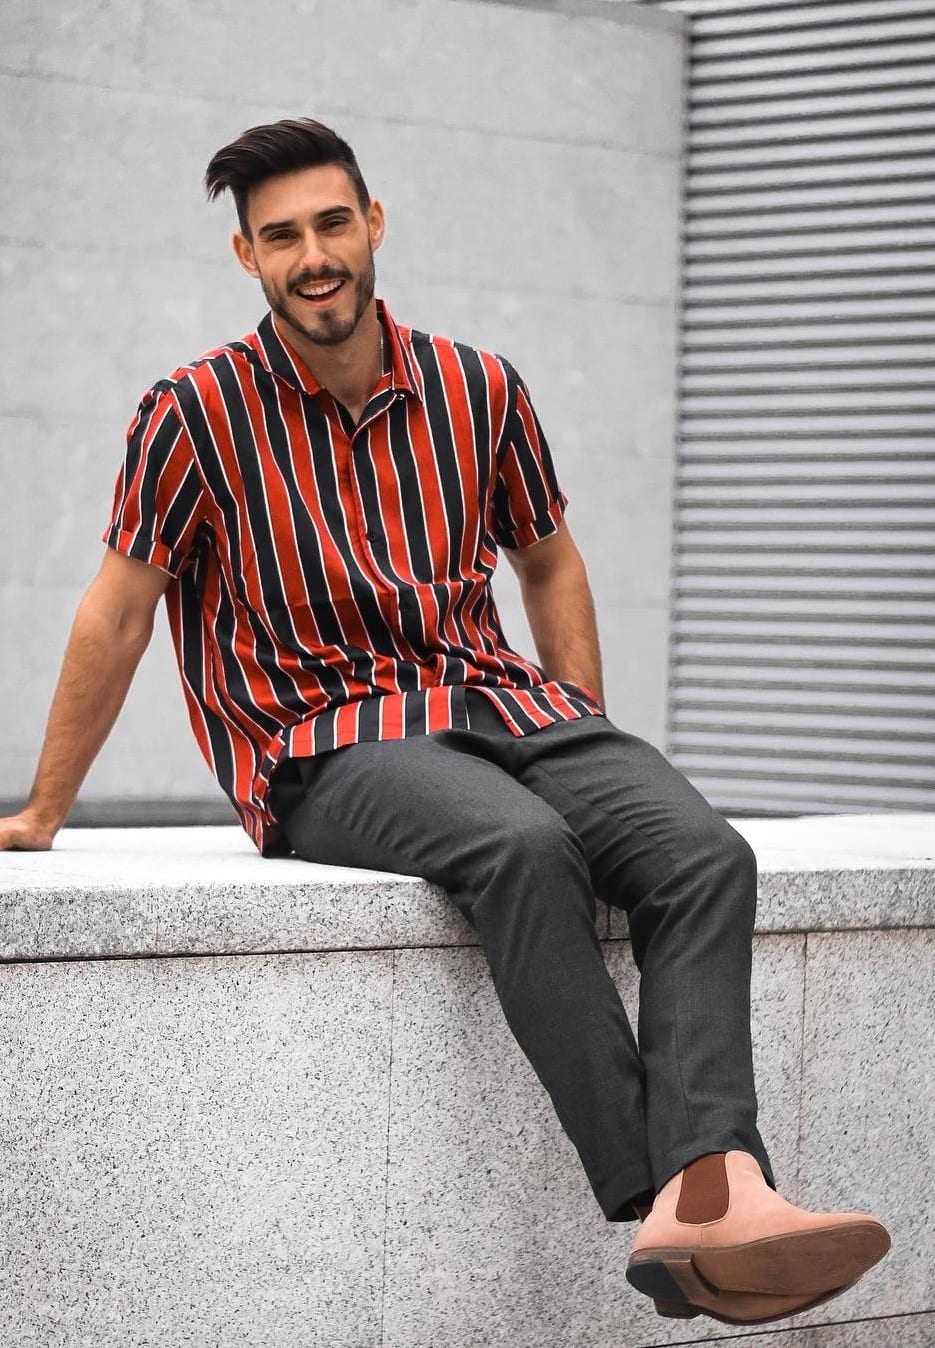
[268,688,777,1223]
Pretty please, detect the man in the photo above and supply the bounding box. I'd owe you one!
[0,117,889,1325]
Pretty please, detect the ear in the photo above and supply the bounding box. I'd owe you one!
[232,230,260,279]
[367,198,386,253]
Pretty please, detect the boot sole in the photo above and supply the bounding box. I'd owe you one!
[651,1276,863,1327]
[629,1219,889,1298]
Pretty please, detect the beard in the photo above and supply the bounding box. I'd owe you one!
[261,247,376,348]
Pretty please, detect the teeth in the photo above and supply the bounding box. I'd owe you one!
[297,279,343,298]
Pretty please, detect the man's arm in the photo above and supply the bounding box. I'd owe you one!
[505,522,605,710]
[0,552,169,850]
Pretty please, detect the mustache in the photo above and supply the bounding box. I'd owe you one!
[291,271,350,291]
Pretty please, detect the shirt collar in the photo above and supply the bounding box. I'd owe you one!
[249,297,422,402]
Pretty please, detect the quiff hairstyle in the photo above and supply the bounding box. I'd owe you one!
[204,117,371,240]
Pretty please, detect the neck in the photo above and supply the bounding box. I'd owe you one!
[273,300,386,408]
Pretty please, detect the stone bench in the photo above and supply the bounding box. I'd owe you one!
[1,813,932,1347]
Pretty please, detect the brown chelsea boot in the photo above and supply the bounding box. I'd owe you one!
[627,1151,890,1327]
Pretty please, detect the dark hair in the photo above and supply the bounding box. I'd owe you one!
[204,117,371,239]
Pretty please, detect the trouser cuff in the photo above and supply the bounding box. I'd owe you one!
[652,1134,777,1198]
[597,1168,658,1224]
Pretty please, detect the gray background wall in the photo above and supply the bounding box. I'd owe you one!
[1,0,686,822]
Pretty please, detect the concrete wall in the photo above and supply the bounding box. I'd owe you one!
[1,0,686,821]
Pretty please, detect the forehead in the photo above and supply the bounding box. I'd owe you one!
[248,163,360,229]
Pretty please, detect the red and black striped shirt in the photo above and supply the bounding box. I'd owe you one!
[103,298,605,856]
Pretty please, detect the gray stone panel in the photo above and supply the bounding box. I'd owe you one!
[795,930,935,1322]
[0,949,392,1347]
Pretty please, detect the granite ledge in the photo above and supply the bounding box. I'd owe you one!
[0,813,932,962]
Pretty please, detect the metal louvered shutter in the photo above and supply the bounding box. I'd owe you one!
[630,0,935,814]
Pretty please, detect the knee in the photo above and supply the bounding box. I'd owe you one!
[725,825,758,885]
[705,822,758,911]
[687,817,758,896]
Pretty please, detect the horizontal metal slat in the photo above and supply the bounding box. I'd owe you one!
[673,616,935,639]
[686,280,934,305]
[682,369,934,391]
[683,323,935,346]
[675,589,935,607]
[690,86,935,126]
[680,415,935,435]
[677,596,935,620]
[668,750,935,783]
[672,782,935,811]
[690,183,935,215]
[690,108,935,148]
[674,663,935,689]
[690,63,935,104]
[689,158,933,193]
[671,709,935,737]
[694,15,935,58]
[686,250,935,280]
[646,0,894,15]
[678,457,935,478]
[671,685,935,710]
[677,576,934,597]
[684,297,935,321]
[687,205,935,236]
[686,227,935,258]
[682,343,935,367]
[681,485,935,509]
[678,442,934,462]
[677,526,935,547]
[676,557,935,578]
[672,638,934,664]
[691,2,935,39]
[682,389,935,409]
[691,131,935,169]
[693,40,935,81]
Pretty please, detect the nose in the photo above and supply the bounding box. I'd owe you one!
[295,230,335,282]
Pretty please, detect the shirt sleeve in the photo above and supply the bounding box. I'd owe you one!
[101,384,206,578]
[490,357,569,550]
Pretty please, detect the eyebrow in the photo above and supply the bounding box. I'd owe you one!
[257,206,354,238]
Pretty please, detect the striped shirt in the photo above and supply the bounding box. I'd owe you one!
[103,297,605,856]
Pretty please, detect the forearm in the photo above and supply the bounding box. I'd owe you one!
[25,593,150,831]
[519,560,605,710]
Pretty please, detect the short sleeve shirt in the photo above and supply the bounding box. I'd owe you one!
[102,298,605,855]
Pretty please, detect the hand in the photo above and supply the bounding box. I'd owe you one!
[0,812,57,851]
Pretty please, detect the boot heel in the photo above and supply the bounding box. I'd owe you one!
[654,1298,701,1318]
[626,1249,720,1305]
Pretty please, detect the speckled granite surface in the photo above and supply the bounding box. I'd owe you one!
[1,812,932,961]
[0,813,931,1345]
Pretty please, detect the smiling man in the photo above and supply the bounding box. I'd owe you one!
[3,117,889,1326]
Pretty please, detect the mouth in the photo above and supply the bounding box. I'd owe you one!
[293,278,347,306]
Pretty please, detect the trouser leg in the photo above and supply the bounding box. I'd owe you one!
[507,706,777,1199]
[271,715,655,1223]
